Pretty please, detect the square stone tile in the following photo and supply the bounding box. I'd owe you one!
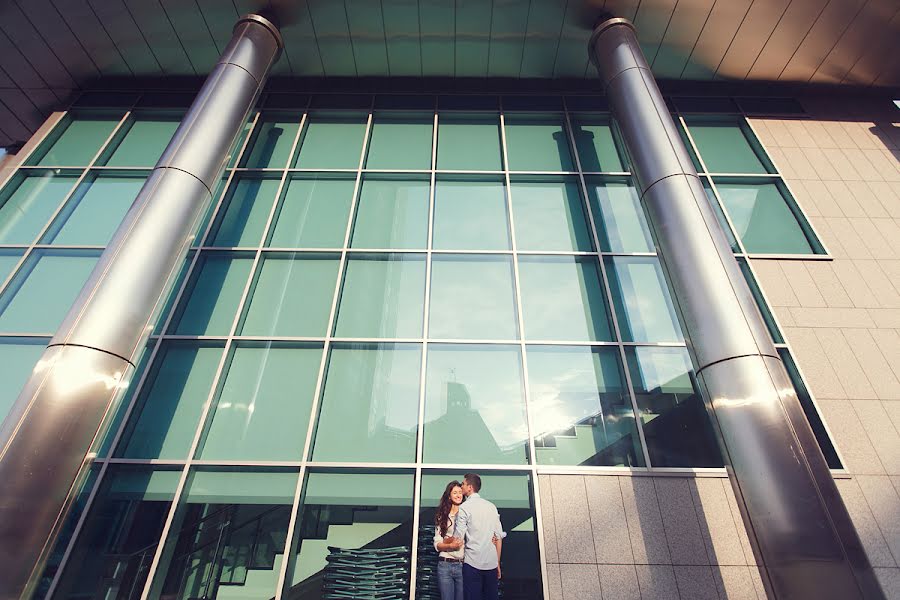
[597,564,640,600]
[584,476,633,564]
[712,566,761,600]
[550,475,596,563]
[673,565,719,600]
[654,478,709,566]
[559,564,601,600]
[634,564,679,600]
[690,479,748,566]
[621,476,671,565]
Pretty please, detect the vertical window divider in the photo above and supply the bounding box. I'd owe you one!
[499,102,551,600]
[275,107,375,600]
[44,109,264,599]
[137,110,302,600]
[562,101,654,470]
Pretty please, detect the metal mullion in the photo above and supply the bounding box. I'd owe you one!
[43,110,264,599]
[562,102,653,469]
[273,111,375,600]
[746,253,833,261]
[497,105,550,600]
[408,106,438,600]
[137,111,292,600]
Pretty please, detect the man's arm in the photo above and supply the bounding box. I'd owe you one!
[452,505,469,546]
[493,506,503,578]
[435,526,460,552]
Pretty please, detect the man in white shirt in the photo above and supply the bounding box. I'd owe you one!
[451,473,503,600]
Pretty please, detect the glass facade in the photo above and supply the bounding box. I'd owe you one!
[0,95,837,599]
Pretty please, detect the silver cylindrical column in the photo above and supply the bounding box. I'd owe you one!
[0,15,282,599]
[589,18,884,600]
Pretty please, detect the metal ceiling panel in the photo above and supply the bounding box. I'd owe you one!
[87,0,162,75]
[308,0,357,76]
[519,0,565,78]
[125,0,194,75]
[681,0,752,80]
[383,0,422,76]
[419,0,454,76]
[553,0,590,78]
[347,0,390,77]
[746,0,829,81]
[195,0,239,55]
[815,0,897,85]
[280,7,325,77]
[779,0,866,82]
[0,89,46,132]
[488,0,530,78]
[0,92,33,141]
[632,0,678,68]
[52,0,132,76]
[0,4,77,89]
[843,6,900,87]
[15,0,100,81]
[455,0,493,77]
[716,0,792,81]
[158,0,220,76]
[653,0,715,79]
[0,28,50,90]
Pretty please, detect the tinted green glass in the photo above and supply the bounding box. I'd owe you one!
[606,257,683,343]
[423,344,528,464]
[152,469,295,600]
[570,116,624,171]
[0,174,79,244]
[511,180,592,251]
[242,119,301,168]
[702,178,740,252]
[0,250,99,333]
[36,116,120,166]
[587,179,654,252]
[285,472,414,595]
[211,177,281,247]
[295,115,367,169]
[436,115,502,170]
[715,180,816,254]
[335,254,425,338]
[519,256,612,341]
[200,344,322,460]
[0,250,22,282]
[351,179,429,249]
[104,117,180,167]
[528,346,642,466]
[504,116,574,171]
[686,119,769,174]
[738,258,783,343]
[312,344,421,462]
[625,346,722,467]
[0,337,46,421]
[268,177,355,248]
[44,176,144,246]
[367,115,433,170]
[172,254,254,335]
[120,343,223,459]
[432,180,510,250]
[52,467,179,600]
[241,254,340,336]
[429,255,518,340]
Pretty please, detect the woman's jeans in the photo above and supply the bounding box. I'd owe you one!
[437,560,464,600]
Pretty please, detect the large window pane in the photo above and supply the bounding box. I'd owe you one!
[433,180,510,250]
[367,115,433,170]
[335,254,425,338]
[268,177,354,249]
[625,346,722,467]
[504,116,574,172]
[702,177,740,252]
[283,471,414,599]
[43,175,144,246]
[210,177,281,247]
[148,469,297,600]
[436,114,502,171]
[241,254,339,337]
[715,179,817,254]
[53,467,180,600]
[295,115,367,169]
[0,337,46,422]
[587,179,654,253]
[103,115,180,167]
[570,115,624,172]
[199,344,323,461]
[510,180,593,251]
[606,257,683,343]
[0,250,21,283]
[0,250,99,334]
[172,253,254,336]
[519,256,613,341]
[416,472,542,599]
[528,346,642,466]
[686,118,769,174]
[423,345,528,464]
[0,173,79,244]
[739,258,783,343]
[242,118,301,169]
[312,344,421,462]
[429,255,518,340]
[119,342,223,459]
[351,178,429,249]
[33,115,120,166]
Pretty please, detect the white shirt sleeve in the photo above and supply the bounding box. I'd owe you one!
[492,506,504,539]
[433,525,443,552]
[454,505,469,540]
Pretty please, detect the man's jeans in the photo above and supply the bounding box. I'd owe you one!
[462,562,498,600]
[437,560,464,600]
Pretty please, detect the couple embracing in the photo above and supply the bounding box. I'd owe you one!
[432,473,505,600]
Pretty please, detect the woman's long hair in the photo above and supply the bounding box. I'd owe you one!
[435,480,463,537]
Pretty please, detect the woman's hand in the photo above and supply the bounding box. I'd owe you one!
[442,536,463,550]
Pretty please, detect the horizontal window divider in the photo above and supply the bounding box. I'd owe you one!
[642,467,728,477]
[745,253,832,261]
[0,331,57,337]
[104,458,187,465]
[508,170,581,176]
[705,172,782,178]
[189,460,306,467]
[30,245,106,250]
[579,171,632,177]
